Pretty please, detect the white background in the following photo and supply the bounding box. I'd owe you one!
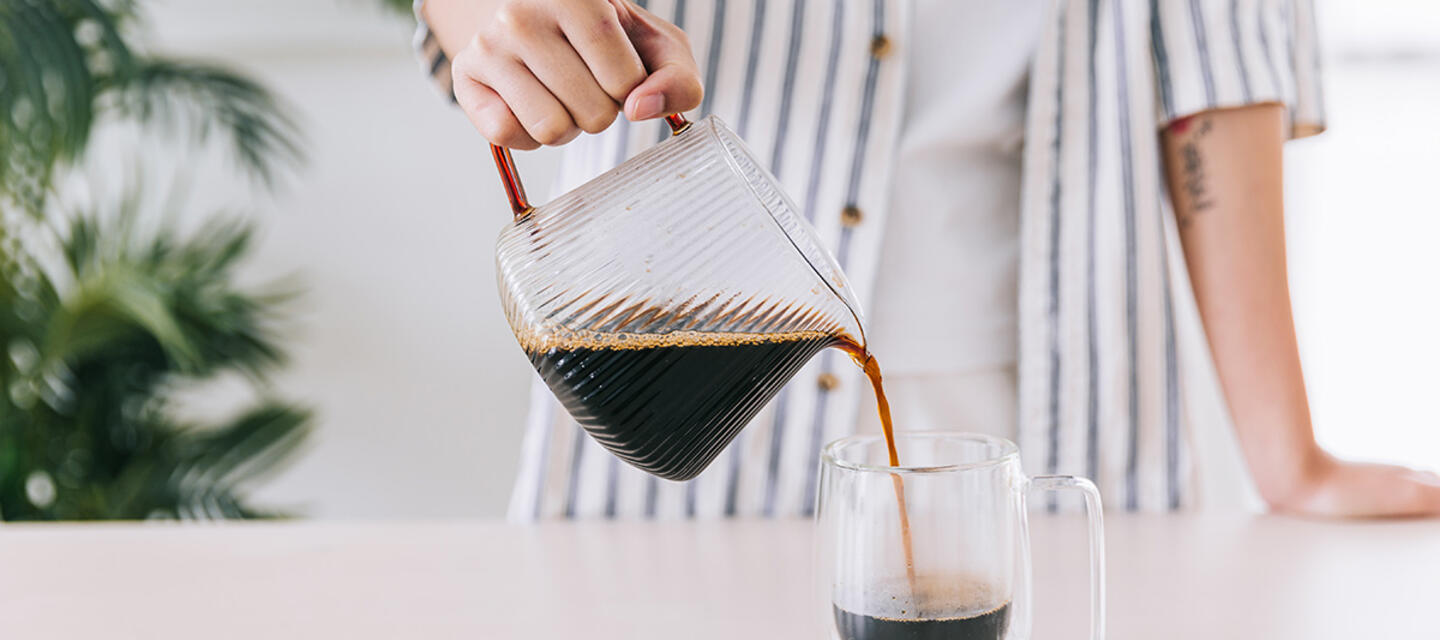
[116,0,1440,518]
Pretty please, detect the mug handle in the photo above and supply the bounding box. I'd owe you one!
[488,114,694,219]
[1028,475,1106,640]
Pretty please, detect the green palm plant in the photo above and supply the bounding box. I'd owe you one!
[0,0,310,519]
[0,0,301,212]
[376,0,414,17]
[0,207,311,519]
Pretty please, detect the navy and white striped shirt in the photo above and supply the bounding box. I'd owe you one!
[414,0,1324,519]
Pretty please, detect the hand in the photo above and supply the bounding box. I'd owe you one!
[449,0,703,150]
[1274,453,1440,518]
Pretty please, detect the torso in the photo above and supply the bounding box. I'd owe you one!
[867,0,1047,379]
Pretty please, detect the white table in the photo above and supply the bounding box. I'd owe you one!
[1,515,1436,638]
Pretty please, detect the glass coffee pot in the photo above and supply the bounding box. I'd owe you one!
[490,115,867,481]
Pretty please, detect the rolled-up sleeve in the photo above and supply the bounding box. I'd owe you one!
[1151,0,1325,138]
[412,0,456,101]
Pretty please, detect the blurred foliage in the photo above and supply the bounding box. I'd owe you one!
[375,0,414,18]
[0,0,301,215]
[0,208,311,520]
[0,0,311,520]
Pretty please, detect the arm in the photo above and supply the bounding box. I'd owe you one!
[1163,103,1440,517]
[420,0,701,150]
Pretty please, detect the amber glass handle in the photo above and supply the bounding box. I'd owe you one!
[489,114,693,219]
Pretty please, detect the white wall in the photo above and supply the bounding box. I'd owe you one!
[1287,0,1440,473]
[135,0,564,518]
[122,0,1436,519]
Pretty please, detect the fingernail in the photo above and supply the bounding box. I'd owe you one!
[632,94,665,120]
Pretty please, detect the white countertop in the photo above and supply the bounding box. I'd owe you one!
[2,514,1437,638]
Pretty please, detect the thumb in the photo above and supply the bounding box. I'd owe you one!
[625,64,703,121]
[617,3,703,120]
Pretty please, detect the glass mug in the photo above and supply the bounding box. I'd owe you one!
[815,433,1105,640]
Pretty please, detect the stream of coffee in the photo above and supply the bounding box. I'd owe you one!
[835,339,917,593]
[526,323,918,592]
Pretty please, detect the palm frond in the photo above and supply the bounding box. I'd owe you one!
[174,402,312,518]
[373,0,416,18]
[115,59,305,188]
[0,0,132,210]
[1,1,315,522]
[47,208,293,377]
[0,201,310,521]
[0,1,302,214]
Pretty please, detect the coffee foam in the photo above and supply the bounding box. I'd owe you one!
[836,573,1009,621]
[518,328,835,354]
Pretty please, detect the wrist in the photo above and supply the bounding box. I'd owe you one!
[1239,420,1333,513]
[1263,447,1337,513]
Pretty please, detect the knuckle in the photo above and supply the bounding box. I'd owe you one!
[613,65,647,98]
[530,119,576,146]
[477,118,516,146]
[494,1,541,36]
[585,5,624,40]
[670,24,693,47]
[464,31,486,52]
[453,80,490,114]
[451,45,481,77]
[492,7,521,33]
[453,86,480,113]
[596,62,645,101]
[576,106,618,134]
[465,36,505,72]
[469,33,495,57]
[507,134,541,151]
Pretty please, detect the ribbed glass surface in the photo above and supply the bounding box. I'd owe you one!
[496,116,865,480]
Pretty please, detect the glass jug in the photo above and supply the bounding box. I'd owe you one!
[490,115,867,481]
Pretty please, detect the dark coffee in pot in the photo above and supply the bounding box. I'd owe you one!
[527,330,833,481]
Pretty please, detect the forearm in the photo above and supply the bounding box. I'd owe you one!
[1161,104,1328,507]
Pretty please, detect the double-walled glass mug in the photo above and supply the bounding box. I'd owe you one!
[815,433,1105,640]
[488,115,867,482]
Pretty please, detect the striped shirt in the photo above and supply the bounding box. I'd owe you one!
[414,0,1325,519]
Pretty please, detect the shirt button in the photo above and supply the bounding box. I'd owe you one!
[817,372,841,391]
[870,34,893,59]
[841,205,864,227]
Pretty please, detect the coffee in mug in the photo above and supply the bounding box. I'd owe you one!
[832,574,1011,640]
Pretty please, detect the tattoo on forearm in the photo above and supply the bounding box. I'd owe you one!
[1172,116,1214,228]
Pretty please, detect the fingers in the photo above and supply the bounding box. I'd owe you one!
[453,76,539,150]
[624,62,704,120]
[487,55,584,146]
[453,35,580,148]
[452,0,701,147]
[1405,469,1440,515]
[559,0,648,104]
[517,28,623,134]
[618,2,703,120]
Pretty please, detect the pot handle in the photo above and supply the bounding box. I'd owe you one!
[489,114,693,219]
